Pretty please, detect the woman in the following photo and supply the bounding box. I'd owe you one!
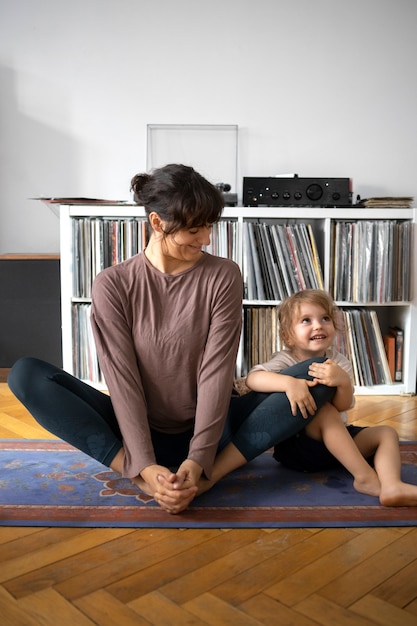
[8,164,335,514]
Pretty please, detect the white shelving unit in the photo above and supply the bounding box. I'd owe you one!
[60,204,417,396]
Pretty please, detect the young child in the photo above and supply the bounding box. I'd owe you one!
[246,289,417,507]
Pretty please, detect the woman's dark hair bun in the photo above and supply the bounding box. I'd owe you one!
[130,173,151,204]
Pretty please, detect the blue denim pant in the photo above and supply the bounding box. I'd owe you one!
[8,356,333,469]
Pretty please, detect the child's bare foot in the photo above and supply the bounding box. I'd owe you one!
[353,469,381,498]
[379,482,417,507]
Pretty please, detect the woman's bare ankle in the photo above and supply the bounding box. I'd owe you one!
[110,447,126,474]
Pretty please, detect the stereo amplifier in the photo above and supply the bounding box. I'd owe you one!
[243,176,352,207]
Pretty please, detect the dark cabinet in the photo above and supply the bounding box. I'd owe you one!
[0,255,62,370]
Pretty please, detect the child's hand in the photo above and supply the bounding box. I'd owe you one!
[284,377,318,418]
[308,359,349,388]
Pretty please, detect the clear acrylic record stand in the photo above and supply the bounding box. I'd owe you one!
[146,124,238,196]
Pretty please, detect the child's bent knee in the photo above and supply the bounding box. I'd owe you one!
[381,425,399,442]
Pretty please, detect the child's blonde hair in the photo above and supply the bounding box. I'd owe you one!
[278,289,341,348]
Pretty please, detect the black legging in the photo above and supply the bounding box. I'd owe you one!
[8,356,334,470]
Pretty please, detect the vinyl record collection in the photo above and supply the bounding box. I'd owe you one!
[72,217,149,298]
[242,221,324,300]
[331,220,411,303]
[71,217,408,386]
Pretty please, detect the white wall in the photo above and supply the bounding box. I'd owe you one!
[1,0,416,253]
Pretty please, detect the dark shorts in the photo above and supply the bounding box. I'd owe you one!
[273,425,367,472]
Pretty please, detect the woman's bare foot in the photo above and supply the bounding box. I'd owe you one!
[196,476,215,496]
[353,469,381,498]
[131,475,153,496]
[379,482,417,507]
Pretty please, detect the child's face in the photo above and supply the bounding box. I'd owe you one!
[288,302,336,360]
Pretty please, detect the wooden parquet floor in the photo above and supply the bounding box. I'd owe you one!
[1,381,417,625]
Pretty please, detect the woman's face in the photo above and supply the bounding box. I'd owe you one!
[162,224,212,263]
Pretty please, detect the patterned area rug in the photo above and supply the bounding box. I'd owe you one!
[1,440,417,528]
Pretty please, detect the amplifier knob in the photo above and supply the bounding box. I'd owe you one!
[294,192,302,200]
[271,192,279,199]
[306,184,323,201]
[332,192,341,201]
[283,191,291,200]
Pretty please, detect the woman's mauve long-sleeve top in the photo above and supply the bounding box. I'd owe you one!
[90,251,243,480]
